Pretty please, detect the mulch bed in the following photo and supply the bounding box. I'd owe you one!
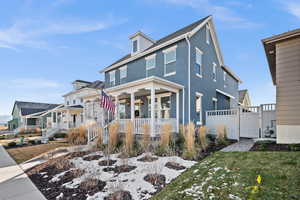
[99,159,117,166]
[250,142,300,151]
[137,155,158,162]
[103,165,136,174]
[104,190,133,200]
[165,162,186,170]
[79,178,107,196]
[66,151,91,159]
[83,154,102,161]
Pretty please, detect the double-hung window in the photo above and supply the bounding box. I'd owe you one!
[224,71,227,88]
[206,24,210,45]
[163,46,177,76]
[212,62,217,82]
[196,92,203,125]
[109,70,115,86]
[145,54,156,77]
[132,40,138,53]
[195,48,203,77]
[120,66,127,82]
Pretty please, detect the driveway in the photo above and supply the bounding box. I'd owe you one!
[0,145,46,200]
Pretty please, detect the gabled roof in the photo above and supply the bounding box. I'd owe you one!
[101,16,211,72]
[13,101,60,116]
[262,28,300,85]
[73,80,92,84]
[238,89,248,104]
[63,80,104,97]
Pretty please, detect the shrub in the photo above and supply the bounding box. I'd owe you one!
[108,122,119,153]
[95,127,104,149]
[7,141,17,148]
[124,121,134,155]
[216,125,228,145]
[54,132,67,138]
[199,126,208,151]
[28,140,36,145]
[142,124,151,153]
[160,123,172,151]
[288,144,300,151]
[67,126,87,145]
[183,122,196,160]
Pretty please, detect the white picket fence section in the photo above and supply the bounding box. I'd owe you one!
[206,104,276,140]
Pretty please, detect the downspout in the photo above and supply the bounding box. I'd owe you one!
[185,34,191,124]
[182,87,185,125]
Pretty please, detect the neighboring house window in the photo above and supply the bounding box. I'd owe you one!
[196,92,203,125]
[224,71,227,88]
[53,112,57,123]
[132,40,138,53]
[195,48,203,77]
[73,99,76,105]
[206,24,210,44]
[145,54,156,77]
[67,101,69,105]
[163,46,177,76]
[109,70,115,86]
[120,66,127,80]
[80,98,83,103]
[212,62,217,82]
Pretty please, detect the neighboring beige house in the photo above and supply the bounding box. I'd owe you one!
[262,28,300,144]
[238,89,251,107]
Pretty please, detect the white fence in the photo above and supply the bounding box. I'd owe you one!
[206,104,276,140]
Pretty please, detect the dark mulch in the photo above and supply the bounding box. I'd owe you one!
[104,190,132,200]
[103,165,136,174]
[66,151,91,159]
[99,159,117,166]
[165,162,186,170]
[83,154,102,161]
[79,178,107,196]
[137,155,158,162]
[103,167,115,172]
[144,174,166,189]
[250,142,300,151]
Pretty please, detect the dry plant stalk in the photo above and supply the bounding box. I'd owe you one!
[184,122,195,158]
[216,125,227,141]
[108,122,119,152]
[96,127,103,148]
[67,126,87,145]
[199,126,208,151]
[125,121,134,154]
[160,123,172,150]
[142,124,150,153]
[55,159,73,170]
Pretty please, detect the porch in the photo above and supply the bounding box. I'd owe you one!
[105,76,183,136]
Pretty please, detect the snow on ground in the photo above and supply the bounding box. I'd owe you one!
[51,151,196,200]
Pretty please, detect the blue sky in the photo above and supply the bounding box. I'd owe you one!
[0,0,299,120]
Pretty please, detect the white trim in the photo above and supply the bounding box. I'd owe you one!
[196,92,203,97]
[195,47,203,77]
[129,31,156,43]
[212,62,217,82]
[164,72,176,77]
[212,97,218,101]
[162,45,177,53]
[145,53,156,60]
[185,36,191,123]
[195,92,203,125]
[146,54,156,73]
[216,89,235,99]
[196,73,203,78]
[132,39,139,54]
[120,65,127,79]
[109,70,116,86]
[223,71,227,88]
[206,24,210,45]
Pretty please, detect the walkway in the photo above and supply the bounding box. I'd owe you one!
[221,138,254,152]
[0,145,46,200]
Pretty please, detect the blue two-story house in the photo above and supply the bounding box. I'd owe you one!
[100,15,241,136]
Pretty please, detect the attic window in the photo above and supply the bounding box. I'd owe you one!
[132,40,138,53]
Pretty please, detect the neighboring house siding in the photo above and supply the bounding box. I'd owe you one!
[276,38,300,125]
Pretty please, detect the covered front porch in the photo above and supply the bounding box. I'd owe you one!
[106,76,183,136]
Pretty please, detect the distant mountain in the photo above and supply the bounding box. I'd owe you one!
[0,115,11,125]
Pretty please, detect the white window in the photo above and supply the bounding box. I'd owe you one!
[163,46,177,76]
[224,71,227,88]
[212,98,218,110]
[120,66,127,80]
[212,62,217,82]
[206,24,210,44]
[132,40,138,53]
[73,99,76,105]
[109,70,115,86]
[146,54,156,70]
[196,92,203,125]
[196,48,203,77]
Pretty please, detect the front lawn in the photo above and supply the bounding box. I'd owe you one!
[152,152,300,200]
[6,140,71,164]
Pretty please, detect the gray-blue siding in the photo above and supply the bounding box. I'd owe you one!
[104,25,238,125]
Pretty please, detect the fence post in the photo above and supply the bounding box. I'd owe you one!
[259,104,263,138]
[237,107,240,141]
[87,126,90,144]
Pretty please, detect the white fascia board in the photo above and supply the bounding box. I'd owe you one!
[216,89,235,99]
[145,53,156,60]
[162,45,177,53]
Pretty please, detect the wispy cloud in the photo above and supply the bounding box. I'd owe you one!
[9,78,61,89]
[0,17,126,50]
[150,0,260,29]
[282,0,300,19]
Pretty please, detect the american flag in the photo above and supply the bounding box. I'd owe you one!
[100,91,116,113]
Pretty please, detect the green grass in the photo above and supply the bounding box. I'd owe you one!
[152,152,300,200]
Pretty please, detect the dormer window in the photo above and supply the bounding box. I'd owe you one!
[132,40,138,53]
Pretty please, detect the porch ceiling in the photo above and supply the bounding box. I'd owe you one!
[105,76,183,97]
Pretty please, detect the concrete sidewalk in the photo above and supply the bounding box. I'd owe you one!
[0,145,46,200]
[221,138,254,152]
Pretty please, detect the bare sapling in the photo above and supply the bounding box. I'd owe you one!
[125,120,134,155]
[199,126,208,151]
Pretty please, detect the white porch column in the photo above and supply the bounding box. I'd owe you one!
[115,95,119,120]
[130,92,135,120]
[176,91,180,132]
[151,87,155,136]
